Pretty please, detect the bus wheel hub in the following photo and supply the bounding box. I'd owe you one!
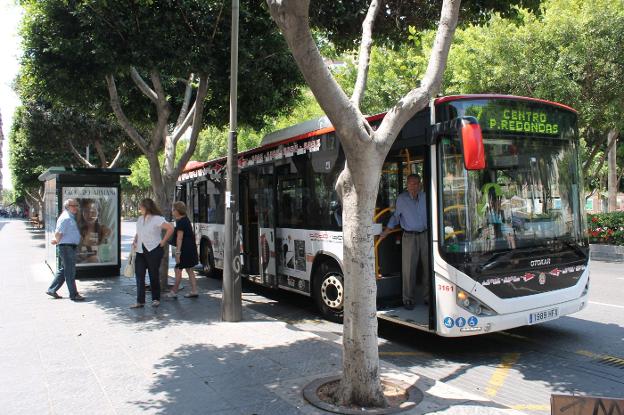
[321,275,343,309]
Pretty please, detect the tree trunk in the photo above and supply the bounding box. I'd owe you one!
[155,183,175,291]
[336,157,385,406]
[265,0,460,407]
[607,129,618,212]
[146,152,175,292]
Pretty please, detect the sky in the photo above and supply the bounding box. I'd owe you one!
[0,0,23,191]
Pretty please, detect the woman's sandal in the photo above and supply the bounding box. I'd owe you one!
[130,303,145,309]
[184,292,199,298]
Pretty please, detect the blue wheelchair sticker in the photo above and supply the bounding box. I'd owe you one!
[443,317,454,328]
[468,316,479,327]
[455,317,466,328]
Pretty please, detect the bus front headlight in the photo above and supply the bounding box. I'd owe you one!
[456,289,497,317]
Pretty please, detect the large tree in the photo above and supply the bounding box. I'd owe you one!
[20,0,303,288]
[265,0,462,407]
[266,0,547,407]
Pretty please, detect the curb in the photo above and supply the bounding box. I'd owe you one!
[590,244,624,262]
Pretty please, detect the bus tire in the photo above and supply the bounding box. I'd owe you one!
[200,240,216,278]
[313,262,344,323]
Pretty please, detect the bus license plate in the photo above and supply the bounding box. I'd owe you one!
[528,307,559,325]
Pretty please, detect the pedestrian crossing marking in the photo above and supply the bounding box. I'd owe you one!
[379,351,433,357]
[576,349,624,368]
[485,353,521,397]
[511,404,550,411]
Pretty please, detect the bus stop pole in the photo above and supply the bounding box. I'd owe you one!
[222,0,243,322]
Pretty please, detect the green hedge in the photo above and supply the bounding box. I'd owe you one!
[587,212,624,246]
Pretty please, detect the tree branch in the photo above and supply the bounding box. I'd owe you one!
[593,130,619,177]
[24,187,44,204]
[150,70,168,107]
[351,0,381,109]
[375,0,461,149]
[130,66,158,104]
[583,129,608,171]
[175,74,209,174]
[68,140,95,168]
[148,70,171,153]
[93,139,108,167]
[175,74,195,128]
[266,0,370,151]
[172,103,196,145]
[108,143,125,168]
[105,74,150,154]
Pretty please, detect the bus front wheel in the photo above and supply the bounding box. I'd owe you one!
[313,262,344,323]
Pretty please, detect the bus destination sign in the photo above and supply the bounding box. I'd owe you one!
[466,104,561,135]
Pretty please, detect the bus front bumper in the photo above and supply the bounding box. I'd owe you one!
[437,292,589,337]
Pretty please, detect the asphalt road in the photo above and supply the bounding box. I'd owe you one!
[237,258,624,414]
[121,220,624,413]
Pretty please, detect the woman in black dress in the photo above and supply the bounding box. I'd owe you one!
[166,201,199,298]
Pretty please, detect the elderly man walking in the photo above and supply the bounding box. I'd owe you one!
[46,198,85,301]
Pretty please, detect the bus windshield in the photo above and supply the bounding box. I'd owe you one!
[439,99,585,256]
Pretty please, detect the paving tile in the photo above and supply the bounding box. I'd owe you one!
[0,220,523,415]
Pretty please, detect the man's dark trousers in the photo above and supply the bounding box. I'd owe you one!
[48,244,79,299]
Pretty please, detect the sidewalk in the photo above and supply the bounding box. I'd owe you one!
[0,219,526,415]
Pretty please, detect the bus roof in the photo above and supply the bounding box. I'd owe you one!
[260,116,333,147]
[181,94,576,175]
[434,94,577,113]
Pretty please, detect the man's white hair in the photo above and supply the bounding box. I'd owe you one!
[64,198,78,209]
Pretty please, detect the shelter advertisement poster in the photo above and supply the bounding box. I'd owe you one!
[62,186,118,267]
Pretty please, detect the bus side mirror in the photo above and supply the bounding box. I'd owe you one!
[459,117,485,170]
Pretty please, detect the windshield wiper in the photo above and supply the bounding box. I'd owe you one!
[479,248,516,272]
[552,237,587,258]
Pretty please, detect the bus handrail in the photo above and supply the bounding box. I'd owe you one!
[373,207,393,222]
[374,228,402,278]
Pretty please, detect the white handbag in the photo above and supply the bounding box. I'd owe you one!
[123,245,136,278]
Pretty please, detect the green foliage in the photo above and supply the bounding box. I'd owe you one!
[587,212,624,246]
[13,102,135,167]
[8,106,75,199]
[126,156,152,191]
[310,0,541,52]
[1,189,16,205]
[19,0,304,130]
[193,90,323,162]
[444,0,624,134]
[334,43,428,115]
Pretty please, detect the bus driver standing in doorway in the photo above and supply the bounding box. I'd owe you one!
[381,174,429,310]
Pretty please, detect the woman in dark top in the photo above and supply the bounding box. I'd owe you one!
[166,201,199,298]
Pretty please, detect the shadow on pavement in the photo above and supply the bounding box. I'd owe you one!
[80,276,239,332]
[127,340,516,414]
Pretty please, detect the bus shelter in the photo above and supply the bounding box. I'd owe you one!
[39,167,130,278]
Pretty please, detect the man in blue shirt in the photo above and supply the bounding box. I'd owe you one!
[46,198,85,301]
[381,174,429,309]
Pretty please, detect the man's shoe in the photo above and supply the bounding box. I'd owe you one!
[46,291,62,299]
[71,295,85,301]
[152,300,160,307]
[130,303,144,309]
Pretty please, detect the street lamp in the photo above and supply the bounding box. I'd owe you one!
[221,0,243,322]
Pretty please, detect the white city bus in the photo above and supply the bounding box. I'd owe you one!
[176,94,590,336]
